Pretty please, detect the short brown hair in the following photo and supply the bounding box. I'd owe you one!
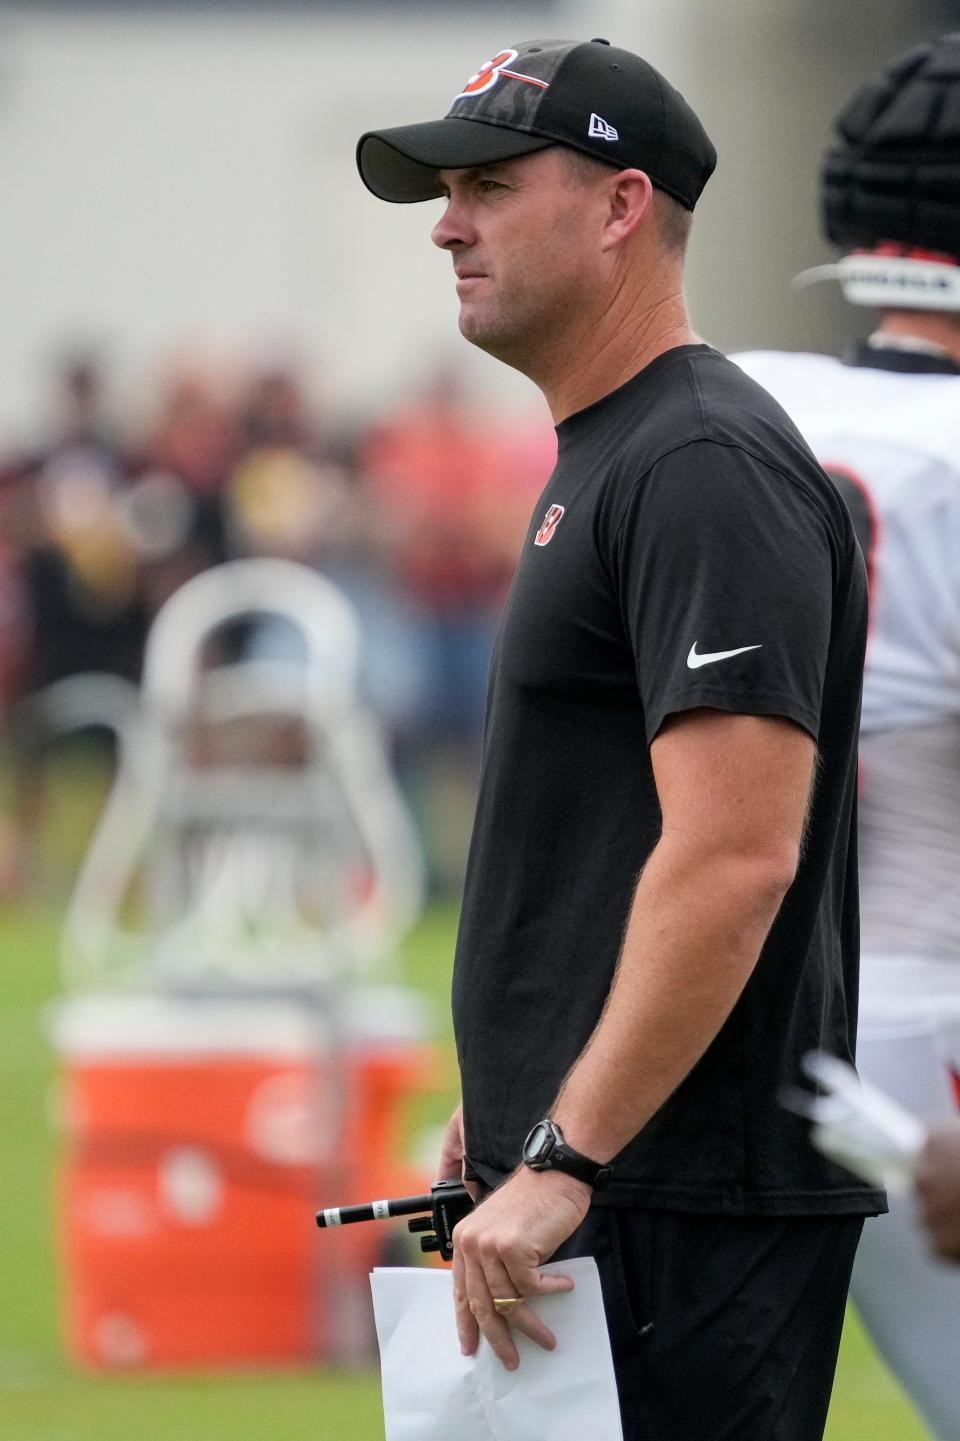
[560,148,692,255]
[560,146,620,187]
[652,189,693,256]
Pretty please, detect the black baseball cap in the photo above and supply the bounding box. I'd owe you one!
[357,38,717,212]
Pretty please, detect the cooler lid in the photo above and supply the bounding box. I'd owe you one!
[47,986,433,1058]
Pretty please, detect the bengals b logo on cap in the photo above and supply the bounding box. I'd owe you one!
[453,48,551,102]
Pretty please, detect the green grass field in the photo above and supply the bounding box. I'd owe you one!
[0,761,932,1439]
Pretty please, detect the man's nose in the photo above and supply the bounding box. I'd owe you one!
[431,197,474,250]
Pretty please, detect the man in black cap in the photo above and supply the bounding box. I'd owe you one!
[359,40,882,1439]
[736,32,960,1441]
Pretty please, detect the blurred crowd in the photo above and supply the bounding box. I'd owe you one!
[0,348,557,893]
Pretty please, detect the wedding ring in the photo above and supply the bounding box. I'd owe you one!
[493,1297,523,1310]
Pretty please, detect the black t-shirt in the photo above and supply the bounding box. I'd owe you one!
[452,344,884,1216]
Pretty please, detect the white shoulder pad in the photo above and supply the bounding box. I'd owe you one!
[732,350,960,470]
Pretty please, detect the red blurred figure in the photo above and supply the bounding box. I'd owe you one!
[360,369,550,620]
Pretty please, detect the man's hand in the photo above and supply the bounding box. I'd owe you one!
[438,1102,476,1200]
[451,1167,589,1371]
[915,1122,960,1263]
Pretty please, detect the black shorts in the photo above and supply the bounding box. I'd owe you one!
[551,1207,864,1441]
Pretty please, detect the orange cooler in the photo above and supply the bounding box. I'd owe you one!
[50,993,436,1370]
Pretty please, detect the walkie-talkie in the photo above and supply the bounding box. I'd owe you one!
[316,1179,473,1262]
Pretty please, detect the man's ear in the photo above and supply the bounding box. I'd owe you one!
[600,168,654,252]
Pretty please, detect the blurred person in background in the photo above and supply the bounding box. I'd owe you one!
[14,352,145,690]
[0,353,147,896]
[0,460,32,894]
[358,368,544,743]
[357,368,552,889]
[736,33,960,1441]
[225,358,418,733]
[126,358,239,612]
[227,361,356,578]
[0,461,33,715]
[225,358,373,685]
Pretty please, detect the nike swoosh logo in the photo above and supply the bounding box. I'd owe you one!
[686,642,762,669]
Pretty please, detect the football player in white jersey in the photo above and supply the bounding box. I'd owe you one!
[736,33,960,1441]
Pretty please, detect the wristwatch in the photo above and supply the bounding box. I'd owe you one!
[521,1119,613,1190]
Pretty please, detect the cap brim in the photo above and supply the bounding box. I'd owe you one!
[356,118,555,203]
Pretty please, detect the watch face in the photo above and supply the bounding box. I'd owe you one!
[524,1122,554,1162]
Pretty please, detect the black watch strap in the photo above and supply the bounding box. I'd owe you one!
[522,1119,613,1190]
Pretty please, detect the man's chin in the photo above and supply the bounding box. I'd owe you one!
[457,302,489,341]
[457,306,519,363]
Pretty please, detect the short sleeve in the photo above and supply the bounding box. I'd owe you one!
[616,441,836,744]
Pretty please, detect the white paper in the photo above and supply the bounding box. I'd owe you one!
[370,1256,623,1441]
[797,1051,926,1193]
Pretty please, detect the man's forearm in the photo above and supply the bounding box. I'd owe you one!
[551,834,795,1163]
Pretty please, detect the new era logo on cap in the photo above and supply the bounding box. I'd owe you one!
[588,112,618,142]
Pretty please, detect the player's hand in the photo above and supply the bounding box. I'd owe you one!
[915,1122,960,1264]
[438,1102,476,1201]
[451,1166,589,1370]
